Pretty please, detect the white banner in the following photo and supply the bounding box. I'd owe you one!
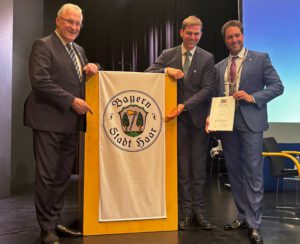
[98,71,166,222]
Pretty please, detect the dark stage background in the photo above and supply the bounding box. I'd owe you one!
[44,0,238,71]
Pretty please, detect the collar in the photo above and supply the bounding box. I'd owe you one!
[229,47,246,61]
[55,30,71,47]
[181,44,196,56]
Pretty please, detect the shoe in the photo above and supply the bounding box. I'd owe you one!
[178,216,192,230]
[68,219,82,230]
[248,228,263,243]
[224,219,248,231]
[193,214,212,230]
[56,224,82,237]
[40,230,59,244]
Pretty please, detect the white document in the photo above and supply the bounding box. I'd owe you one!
[208,97,235,131]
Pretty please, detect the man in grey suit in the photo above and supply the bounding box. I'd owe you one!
[207,20,284,243]
[146,16,215,230]
[24,3,99,244]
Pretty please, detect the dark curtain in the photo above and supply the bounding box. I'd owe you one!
[44,0,238,71]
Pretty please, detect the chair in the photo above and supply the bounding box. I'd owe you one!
[262,137,300,214]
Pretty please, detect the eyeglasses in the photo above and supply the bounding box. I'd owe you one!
[60,17,83,28]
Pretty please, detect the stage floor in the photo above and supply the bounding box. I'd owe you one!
[1,175,300,244]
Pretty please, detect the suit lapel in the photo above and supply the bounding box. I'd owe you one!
[219,59,227,96]
[239,50,252,89]
[52,33,72,62]
[174,46,183,70]
[184,47,201,87]
[52,33,83,83]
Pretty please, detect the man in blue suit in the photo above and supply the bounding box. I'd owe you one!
[207,20,284,243]
[146,16,215,230]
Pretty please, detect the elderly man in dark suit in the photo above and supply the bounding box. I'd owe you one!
[146,15,215,230]
[24,3,99,244]
[207,20,284,244]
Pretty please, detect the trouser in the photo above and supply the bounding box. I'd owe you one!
[33,130,78,230]
[177,112,208,220]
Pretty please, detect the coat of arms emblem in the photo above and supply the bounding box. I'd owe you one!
[119,105,148,137]
[103,90,162,152]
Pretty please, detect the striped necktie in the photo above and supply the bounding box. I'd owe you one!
[66,43,81,80]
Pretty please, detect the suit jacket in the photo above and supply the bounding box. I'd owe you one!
[215,50,284,132]
[146,45,215,128]
[24,33,89,133]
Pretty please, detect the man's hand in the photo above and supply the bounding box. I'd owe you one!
[177,104,185,115]
[83,63,99,76]
[166,67,185,80]
[72,98,93,115]
[166,108,178,119]
[233,90,254,103]
[166,104,185,120]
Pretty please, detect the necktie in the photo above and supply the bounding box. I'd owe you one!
[229,56,237,95]
[183,51,192,75]
[66,43,81,80]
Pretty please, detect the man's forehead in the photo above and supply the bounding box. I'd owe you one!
[183,25,201,32]
[61,8,82,18]
[226,27,241,34]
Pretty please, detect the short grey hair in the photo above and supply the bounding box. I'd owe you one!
[57,3,82,20]
[182,15,202,30]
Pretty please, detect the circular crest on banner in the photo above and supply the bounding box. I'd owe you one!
[103,90,163,152]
